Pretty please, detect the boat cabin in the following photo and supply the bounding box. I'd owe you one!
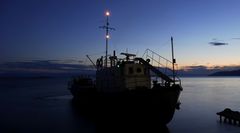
[96,53,151,92]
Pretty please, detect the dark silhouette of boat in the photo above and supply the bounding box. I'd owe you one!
[68,11,182,125]
[217,108,240,126]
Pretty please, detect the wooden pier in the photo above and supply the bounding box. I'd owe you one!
[217,108,240,126]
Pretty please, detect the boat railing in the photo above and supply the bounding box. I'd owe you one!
[142,49,181,85]
[124,77,180,89]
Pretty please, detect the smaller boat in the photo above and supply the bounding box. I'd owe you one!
[217,108,240,125]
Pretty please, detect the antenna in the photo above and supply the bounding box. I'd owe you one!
[171,37,176,84]
[99,11,115,67]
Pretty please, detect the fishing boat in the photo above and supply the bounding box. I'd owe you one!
[68,11,182,125]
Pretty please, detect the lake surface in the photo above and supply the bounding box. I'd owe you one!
[169,77,240,133]
[0,77,240,133]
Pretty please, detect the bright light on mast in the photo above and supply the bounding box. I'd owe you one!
[105,11,110,16]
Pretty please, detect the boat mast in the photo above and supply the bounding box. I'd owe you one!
[171,37,176,84]
[99,11,115,67]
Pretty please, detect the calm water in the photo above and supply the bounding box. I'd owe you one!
[0,77,240,133]
[169,77,240,133]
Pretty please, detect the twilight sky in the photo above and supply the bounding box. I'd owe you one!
[1,0,240,68]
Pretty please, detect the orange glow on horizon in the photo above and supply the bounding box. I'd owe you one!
[178,64,240,71]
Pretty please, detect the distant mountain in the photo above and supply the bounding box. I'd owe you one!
[209,69,240,76]
[176,65,219,77]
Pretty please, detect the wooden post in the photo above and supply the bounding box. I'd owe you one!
[220,116,222,122]
[224,117,227,123]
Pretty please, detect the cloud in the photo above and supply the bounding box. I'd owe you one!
[0,60,95,77]
[209,42,228,46]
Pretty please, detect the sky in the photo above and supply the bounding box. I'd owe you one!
[1,0,240,75]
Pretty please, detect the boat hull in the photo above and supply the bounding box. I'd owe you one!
[70,85,181,125]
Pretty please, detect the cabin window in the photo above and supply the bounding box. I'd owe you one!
[128,67,134,74]
[136,68,142,73]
